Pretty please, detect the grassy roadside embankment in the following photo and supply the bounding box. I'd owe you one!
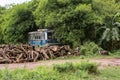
[0,61,120,80]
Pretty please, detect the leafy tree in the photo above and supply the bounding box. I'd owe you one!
[0,6,6,44]
[92,0,120,50]
[101,13,120,50]
[1,4,37,43]
[33,0,96,47]
[0,0,120,50]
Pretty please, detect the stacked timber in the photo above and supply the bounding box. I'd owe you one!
[0,44,80,64]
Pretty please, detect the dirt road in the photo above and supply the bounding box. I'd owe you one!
[0,58,120,69]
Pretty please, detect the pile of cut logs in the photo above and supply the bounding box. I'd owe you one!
[0,44,80,63]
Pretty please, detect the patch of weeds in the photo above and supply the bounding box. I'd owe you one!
[53,61,99,74]
[53,62,74,73]
[1,68,13,80]
[74,61,99,74]
[80,41,102,56]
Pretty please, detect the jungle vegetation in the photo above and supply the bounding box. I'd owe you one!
[0,0,120,51]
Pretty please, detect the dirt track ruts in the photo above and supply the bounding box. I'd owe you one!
[0,58,120,70]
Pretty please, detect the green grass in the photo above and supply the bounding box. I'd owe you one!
[53,61,98,74]
[0,61,120,80]
[89,67,120,80]
[54,54,120,60]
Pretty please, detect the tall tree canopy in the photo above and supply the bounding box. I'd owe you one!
[0,0,120,50]
[33,0,120,47]
[0,6,6,43]
[1,4,37,43]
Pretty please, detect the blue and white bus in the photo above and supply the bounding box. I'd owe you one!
[28,29,56,48]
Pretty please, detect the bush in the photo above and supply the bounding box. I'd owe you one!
[111,50,120,56]
[53,61,99,74]
[74,61,99,74]
[80,41,102,56]
[53,62,74,73]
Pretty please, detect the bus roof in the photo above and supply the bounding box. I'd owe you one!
[28,29,53,34]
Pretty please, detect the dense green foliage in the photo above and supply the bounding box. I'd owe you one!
[0,0,120,50]
[0,4,37,43]
[0,6,5,44]
[0,62,120,80]
[80,41,102,56]
[0,61,99,80]
[53,61,98,74]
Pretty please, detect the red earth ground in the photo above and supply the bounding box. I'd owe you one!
[0,58,120,70]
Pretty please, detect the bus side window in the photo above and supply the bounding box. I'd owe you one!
[38,36,41,39]
[48,32,52,39]
[35,36,37,40]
